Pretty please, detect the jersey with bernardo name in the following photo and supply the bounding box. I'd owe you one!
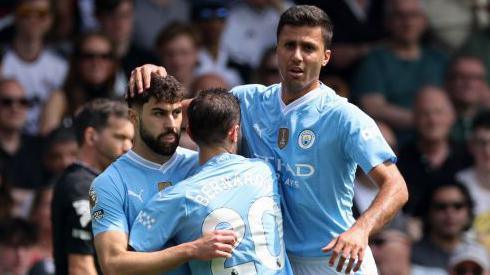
[233,83,397,258]
[129,153,292,275]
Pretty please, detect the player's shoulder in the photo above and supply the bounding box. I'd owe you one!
[91,156,129,190]
[175,146,198,159]
[231,83,279,100]
[174,147,199,170]
[239,156,276,175]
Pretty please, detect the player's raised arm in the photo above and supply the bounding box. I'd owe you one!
[94,230,236,275]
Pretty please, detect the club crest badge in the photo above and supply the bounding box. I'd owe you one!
[89,187,97,209]
[158,182,172,191]
[298,129,316,149]
[278,128,289,149]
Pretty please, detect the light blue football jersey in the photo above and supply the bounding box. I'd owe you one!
[129,153,292,275]
[232,83,397,258]
[90,147,198,275]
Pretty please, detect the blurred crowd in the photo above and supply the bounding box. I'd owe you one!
[1,0,490,274]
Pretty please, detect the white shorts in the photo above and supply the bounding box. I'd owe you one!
[288,247,378,275]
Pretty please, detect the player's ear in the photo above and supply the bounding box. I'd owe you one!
[128,108,138,125]
[84,127,98,147]
[186,125,195,143]
[322,49,331,67]
[229,124,240,143]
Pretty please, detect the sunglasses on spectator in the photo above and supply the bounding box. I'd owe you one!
[78,52,114,60]
[16,5,50,18]
[368,237,386,246]
[431,201,466,211]
[0,97,31,108]
[454,265,483,275]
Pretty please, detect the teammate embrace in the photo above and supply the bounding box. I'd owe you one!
[92,5,408,275]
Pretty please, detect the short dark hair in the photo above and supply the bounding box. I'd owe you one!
[473,111,490,131]
[73,99,128,145]
[277,5,333,49]
[155,22,200,49]
[95,0,133,16]
[188,88,240,146]
[421,181,475,234]
[0,218,37,247]
[126,74,184,109]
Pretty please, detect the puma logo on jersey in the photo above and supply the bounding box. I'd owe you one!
[128,189,144,203]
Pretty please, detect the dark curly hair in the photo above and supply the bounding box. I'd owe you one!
[126,74,184,108]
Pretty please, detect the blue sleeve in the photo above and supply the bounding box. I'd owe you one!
[90,171,129,236]
[340,104,397,173]
[129,187,186,252]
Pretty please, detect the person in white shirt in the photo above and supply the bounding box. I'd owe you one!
[1,0,68,135]
[456,111,490,253]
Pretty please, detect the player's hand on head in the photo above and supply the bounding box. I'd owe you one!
[322,225,369,274]
[190,230,237,260]
[128,64,167,96]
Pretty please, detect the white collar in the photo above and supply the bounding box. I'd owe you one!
[126,148,180,172]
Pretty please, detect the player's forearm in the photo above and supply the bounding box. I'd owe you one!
[354,168,408,235]
[100,243,193,275]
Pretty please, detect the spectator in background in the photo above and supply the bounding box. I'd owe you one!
[0,163,14,220]
[0,218,38,275]
[254,46,281,87]
[398,86,471,216]
[132,0,190,52]
[460,6,490,84]
[192,1,242,87]
[221,0,291,80]
[40,32,125,135]
[448,242,490,275]
[28,186,55,275]
[189,73,229,98]
[297,0,388,82]
[370,229,423,275]
[412,182,475,272]
[446,55,490,143]
[51,99,133,275]
[352,0,447,144]
[42,126,78,183]
[154,22,200,95]
[0,0,68,134]
[0,79,44,190]
[95,0,156,77]
[422,0,484,53]
[457,111,490,253]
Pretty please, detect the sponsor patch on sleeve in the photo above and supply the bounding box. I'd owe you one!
[92,209,105,220]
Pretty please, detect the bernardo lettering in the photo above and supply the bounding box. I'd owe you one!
[189,170,273,206]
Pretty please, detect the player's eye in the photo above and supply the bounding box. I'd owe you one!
[153,111,164,117]
[172,109,182,117]
[304,44,315,52]
[284,42,295,49]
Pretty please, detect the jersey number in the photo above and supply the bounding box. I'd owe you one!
[202,197,285,275]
